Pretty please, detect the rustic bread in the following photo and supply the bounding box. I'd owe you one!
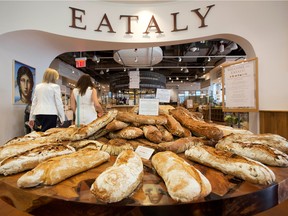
[216,140,288,167]
[142,125,163,143]
[105,119,129,131]
[185,145,275,185]
[0,144,75,176]
[214,125,253,137]
[116,112,167,125]
[157,137,211,153]
[17,149,110,188]
[71,109,118,141]
[90,149,143,203]
[163,114,185,137]
[108,126,143,139]
[156,125,174,142]
[170,107,223,141]
[151,151,211,202]
[220,133,288,154]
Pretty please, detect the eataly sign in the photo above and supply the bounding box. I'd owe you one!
[69,4,215,34]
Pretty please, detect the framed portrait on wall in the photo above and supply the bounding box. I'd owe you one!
[13,60,36,105]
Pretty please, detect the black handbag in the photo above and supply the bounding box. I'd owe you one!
[33,119,42,132]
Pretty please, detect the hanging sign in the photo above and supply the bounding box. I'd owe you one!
[75,57,87,68]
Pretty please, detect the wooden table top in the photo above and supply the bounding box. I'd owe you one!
[1,154,288,216]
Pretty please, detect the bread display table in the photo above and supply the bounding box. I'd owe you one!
[1,154,288,216]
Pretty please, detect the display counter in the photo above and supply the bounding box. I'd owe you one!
[1,154,288,216]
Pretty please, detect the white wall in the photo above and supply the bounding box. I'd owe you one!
[0,1,288,144]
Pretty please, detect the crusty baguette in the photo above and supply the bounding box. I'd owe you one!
[220,133,288,154]
[69,140,133,156]
[90,149,143,203]
[156,125,174,142]
[214,125,253,137]
[170,107,223,141]
[17,149,110,188]
[105,119,129,131]
[71,109,118,141]
[142,125,162,143]
[108,126,143,139]
[116,112,167,125]
[151,151,211,202]
[216,140,288,167]
[0,140,47,161]
[163,114,185,137]
[185,145,275,185]
[0,144,75,176]
[157,137,212,153]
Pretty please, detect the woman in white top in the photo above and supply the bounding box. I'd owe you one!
[29,68,65,132]
[70,74,104,125]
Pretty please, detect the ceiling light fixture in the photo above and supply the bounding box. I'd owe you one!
[100,70,104,75]
[191,47,199,52]
[150,67,154,71]
[106,68,109,73]
[203,67,206,72]
[178,57,182,62]
[230,42,238,50]
[219,41,224,53]
[184,68,189,73]
[134,56,138,63]
[208,57,211,62]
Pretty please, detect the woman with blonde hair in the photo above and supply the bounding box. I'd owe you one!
[29,68,65,131]
[70,74,103,125]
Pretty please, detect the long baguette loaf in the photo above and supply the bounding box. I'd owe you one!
[116,112,167,125]
[157,137,213,153]
[170,107,223,141]
[0,144,75,176]
[105,119,129,131]
[151,151,211,202]
[220,133,288,154]
[163,114,185,137]
[185,145,275,185]
[156,125,174,142]
[90,149,143,203]
[17,149,110,188]
[71,109,118,141]
[216,139,288,167]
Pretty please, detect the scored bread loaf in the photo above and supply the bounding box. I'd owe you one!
[142,125,163,143]
[90,149,143,203]
[151,151,211,202]
[116,112,167,125]
[108,126,143,139]
[105,119,129,131]
[219,133,288,154]
[216,139,288,167]
[0,144,75,176]
[163,114,185,137]
[17,148,110,188]
[170,107,223,141]
[185,145,275,185]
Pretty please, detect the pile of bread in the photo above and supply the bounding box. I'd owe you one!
[1,106,288,204]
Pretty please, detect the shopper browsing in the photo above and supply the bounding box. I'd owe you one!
[70,74,104,125]
[28,68,65,132]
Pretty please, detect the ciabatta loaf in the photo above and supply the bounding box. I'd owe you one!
[216,139,288,167]
[17,149,110,188]
[90,150,143,203]
[0,144,75,176]
[151,151,211,202]
[185,145,275,185]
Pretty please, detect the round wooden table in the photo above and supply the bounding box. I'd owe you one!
[1,155,288,216]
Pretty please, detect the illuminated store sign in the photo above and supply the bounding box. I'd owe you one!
[69,4,215,34]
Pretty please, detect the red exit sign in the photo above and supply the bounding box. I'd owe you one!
[75,57,87,68]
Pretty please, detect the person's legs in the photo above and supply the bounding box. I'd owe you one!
[35,115,58,132]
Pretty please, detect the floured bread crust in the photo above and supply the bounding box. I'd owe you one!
[216,139,288,167]
[90,149,143,203]
[0,144,75,176]
[220,133,288,154]
[108,126,143,139]
[185,145,275,185]
[151,151,211,202]
[116,112,167,125]
[17,149,110,188]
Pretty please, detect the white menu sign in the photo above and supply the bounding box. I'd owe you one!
[139,98,159,115]
[156,88,171,103]
[224,61,256,108]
